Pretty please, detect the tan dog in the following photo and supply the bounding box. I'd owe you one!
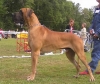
[12,8,95,81]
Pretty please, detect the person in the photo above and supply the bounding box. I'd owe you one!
[0,34,2,41]
[0,28,3,31]
[65,19,74,33]
[61,19,75,54]
[79,0,100,75]
[80,23,87,46]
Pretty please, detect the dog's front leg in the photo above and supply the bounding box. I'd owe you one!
[27,50,40,81]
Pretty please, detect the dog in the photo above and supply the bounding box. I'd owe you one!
[12,8,95,81]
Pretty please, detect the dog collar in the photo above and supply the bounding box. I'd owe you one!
[28,23,41,28]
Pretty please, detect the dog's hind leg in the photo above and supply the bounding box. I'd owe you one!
[27,50,40,81]
[65,49,80,78]
[76,51,95,81]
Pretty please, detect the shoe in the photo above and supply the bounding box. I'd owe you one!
[79,71,89,75]
[95,72,100,74]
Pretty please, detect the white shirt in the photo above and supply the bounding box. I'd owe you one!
[80,27,87,38]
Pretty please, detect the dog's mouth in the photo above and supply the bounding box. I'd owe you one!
[14,22,22,26]
[15,23,23,28]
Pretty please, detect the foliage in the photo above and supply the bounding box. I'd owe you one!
[0,0,7,29]
[0,0,94,31]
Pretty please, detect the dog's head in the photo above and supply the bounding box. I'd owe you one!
[12,8,33,27]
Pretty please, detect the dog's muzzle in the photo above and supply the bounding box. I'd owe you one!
[12,10,24,28]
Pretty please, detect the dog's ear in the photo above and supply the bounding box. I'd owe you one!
[27,9,34,17]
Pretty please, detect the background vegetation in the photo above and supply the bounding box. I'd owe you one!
[0,0,94,31]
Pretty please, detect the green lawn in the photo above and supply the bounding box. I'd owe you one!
[0,38,100,84]
[0,38,30,56]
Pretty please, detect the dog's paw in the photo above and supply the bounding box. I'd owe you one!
[90,77,95,82]
[27,75,35,81]
[73,75,79,78]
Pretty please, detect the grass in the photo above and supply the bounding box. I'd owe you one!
[0,38,100,84]
[0,38,30,56]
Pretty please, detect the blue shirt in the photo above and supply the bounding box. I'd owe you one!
[90,7,100,37]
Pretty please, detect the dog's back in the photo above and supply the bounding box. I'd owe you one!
[35,25,83,52]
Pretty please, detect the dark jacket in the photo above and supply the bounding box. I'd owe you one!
[65,25,74,32]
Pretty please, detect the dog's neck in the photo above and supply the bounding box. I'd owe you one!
[28,23,41,28]
[25,13,41,28]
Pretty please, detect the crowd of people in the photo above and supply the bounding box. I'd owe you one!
[0,28,28,40]
[65,19,88,47]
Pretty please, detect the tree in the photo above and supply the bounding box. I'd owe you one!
[0,0,94,31]
[0,0,7,29]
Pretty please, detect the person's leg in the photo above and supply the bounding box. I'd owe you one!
[89,51,100,72]
[83,38,87,46]
[89,40,100,72]
[80,40,100,75]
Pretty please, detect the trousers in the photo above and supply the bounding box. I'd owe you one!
[89,39,100,72]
